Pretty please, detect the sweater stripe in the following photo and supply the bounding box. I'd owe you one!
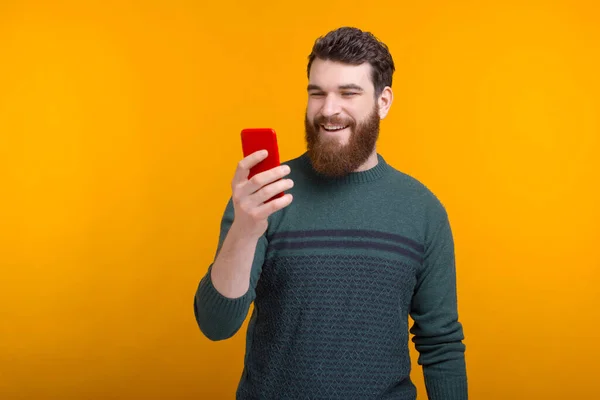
[269,239,422,263]
[270,229,424,253]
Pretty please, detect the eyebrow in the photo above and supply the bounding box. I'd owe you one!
[307,84,365,92]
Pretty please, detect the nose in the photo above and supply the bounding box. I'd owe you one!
[321,93,342,118]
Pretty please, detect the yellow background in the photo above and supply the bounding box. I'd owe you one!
[1,1,599,399]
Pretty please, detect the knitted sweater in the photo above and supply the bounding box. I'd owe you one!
[194,152,468,399]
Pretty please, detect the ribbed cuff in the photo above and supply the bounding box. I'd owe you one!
[424,374,468,400]
[194,266,252,340]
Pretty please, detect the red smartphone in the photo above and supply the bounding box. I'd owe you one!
[241,128,285,202]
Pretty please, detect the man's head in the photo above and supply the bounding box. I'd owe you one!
[304,27,395,177]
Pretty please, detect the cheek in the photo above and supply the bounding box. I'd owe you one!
[306,102,321,121]
[354,100,377,121]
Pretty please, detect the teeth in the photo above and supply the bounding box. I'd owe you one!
[322,125,347,130]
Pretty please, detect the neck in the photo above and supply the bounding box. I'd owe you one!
[300,150,388,184]
[353,148,379,172]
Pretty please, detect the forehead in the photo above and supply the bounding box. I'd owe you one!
[308,59,373,91]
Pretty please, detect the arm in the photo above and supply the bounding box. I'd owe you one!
[193,151,294,341]
[409,208,468,400]
[193,198,268,341]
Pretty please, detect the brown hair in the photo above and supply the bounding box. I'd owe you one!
[307,27,395,97]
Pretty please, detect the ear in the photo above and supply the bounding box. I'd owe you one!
[377,87,393,119]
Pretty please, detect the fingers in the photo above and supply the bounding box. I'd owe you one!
[244,164,291,195]
[233,150,269,184]
[231,151,293,209]
[229,150,295,238]
[252,178,294,204]
[252,193,294,220]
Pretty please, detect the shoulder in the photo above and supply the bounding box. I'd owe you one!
[281,153,309,172]
[385,162,449,223]
[279,152,318,185]
[384,166,455,254]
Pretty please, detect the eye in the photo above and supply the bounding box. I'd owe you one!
[341,92,358,97]
[309,92,325,98]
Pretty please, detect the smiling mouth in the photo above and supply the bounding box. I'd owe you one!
[320,124,349,132]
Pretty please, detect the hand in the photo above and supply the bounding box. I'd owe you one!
[230,150,294,239]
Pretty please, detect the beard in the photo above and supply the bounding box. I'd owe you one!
[304,104,380,178]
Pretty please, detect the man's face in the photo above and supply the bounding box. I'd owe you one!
[305,58,381,177]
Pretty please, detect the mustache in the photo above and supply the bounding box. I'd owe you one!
[313,115,354,126]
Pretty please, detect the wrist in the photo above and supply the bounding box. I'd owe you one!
[229,220,263,244]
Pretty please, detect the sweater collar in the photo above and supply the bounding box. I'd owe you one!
[299,152,389,184]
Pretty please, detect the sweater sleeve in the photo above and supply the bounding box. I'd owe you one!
[193,197,268,341]
[409,206,468,400]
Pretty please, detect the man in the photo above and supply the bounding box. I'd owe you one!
[194,26,468,399]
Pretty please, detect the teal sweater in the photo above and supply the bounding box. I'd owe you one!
[194,152,467,399]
